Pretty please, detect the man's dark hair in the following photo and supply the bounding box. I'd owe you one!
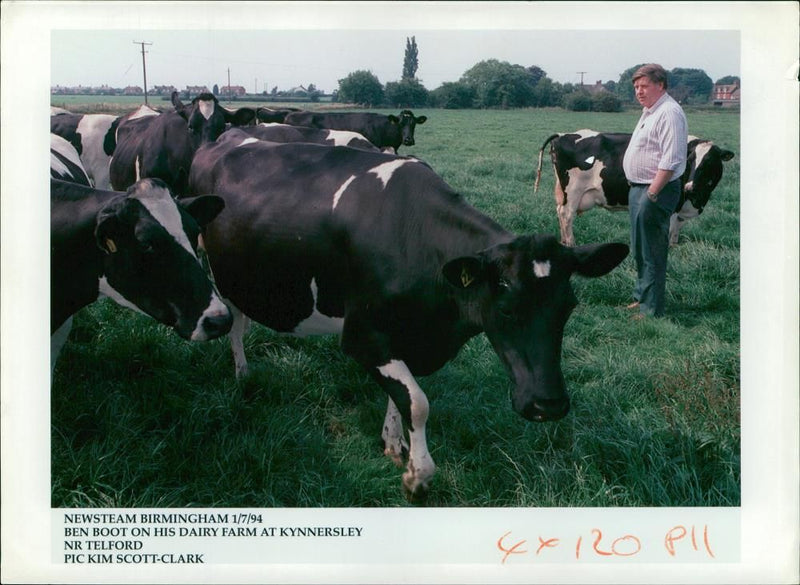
[632,64,669,89]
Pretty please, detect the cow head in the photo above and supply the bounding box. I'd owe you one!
[387,110,427,147]
[172,91,255,149]
[443,235,628,422]
[94,178,232,341]
[682,139,735,213]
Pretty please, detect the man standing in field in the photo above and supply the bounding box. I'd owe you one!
[622,63,688,319]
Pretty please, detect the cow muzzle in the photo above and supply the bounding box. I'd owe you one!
[188,296,233,341]
[403,137,415,146]
[516,396,570,422]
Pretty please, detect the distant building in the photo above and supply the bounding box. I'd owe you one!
[221,85,247,97]
[712,82,740,107]
[583,80,611,95]
[153,85,177,96]
[123,86,143,95]
[185,85,211,96]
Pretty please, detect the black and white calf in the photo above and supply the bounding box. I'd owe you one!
[51,134,92,186]
[283,109,427,153]
[534,129,735,246]
[110,92,255,195]
[51,178,232,371]
[188,138,628,500]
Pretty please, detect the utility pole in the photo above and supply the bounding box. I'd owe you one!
[227,67,231,103]
[577,71,587,87]
[133,41,153,104]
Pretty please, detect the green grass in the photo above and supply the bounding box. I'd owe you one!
[51,105,740,508]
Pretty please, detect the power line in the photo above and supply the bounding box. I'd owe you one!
[133,41,153,104]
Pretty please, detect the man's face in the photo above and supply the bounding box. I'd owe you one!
[633,76,666,108]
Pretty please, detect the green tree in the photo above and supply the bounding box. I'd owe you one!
[338,70,384,106]
[715,75,740,85]
[212,84,219,96]
[460,59,535,108]
[591,91,622,112]
[429,82,476,109]
[403,36,419,80]
[668,68,713,104]
[385,78,428,108]
[530,77,559,107]
[564,90,593,111]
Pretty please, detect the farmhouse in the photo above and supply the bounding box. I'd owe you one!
[712,81,740,107]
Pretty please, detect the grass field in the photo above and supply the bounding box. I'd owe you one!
[51,102,740,508]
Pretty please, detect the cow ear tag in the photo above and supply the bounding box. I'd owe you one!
[105,238,117,254]
[460,265,475,288]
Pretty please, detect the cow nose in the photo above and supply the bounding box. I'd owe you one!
[193,309,233,341]
[204,310,233,338]
[404,138,415,145]
[519,396,570,422]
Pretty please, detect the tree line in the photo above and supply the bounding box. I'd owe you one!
[335,38,738,111]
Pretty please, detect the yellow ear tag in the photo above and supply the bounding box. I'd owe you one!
[105,238,117,253]
[460,265,474,288]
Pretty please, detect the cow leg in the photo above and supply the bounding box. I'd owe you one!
[554,182,577,247]
[374,360,435,502]
[557,203,577,247]
[382,397,408,467]
[668,214,683,246]
[228,303,251,379]
[51,316,73,375]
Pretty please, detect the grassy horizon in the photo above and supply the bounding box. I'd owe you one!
[51,106,740,508]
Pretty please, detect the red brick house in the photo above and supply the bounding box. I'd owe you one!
[712,82,740,106]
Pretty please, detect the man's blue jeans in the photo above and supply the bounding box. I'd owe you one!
[628,180,681,317]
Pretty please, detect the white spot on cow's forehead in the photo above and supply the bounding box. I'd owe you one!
[129,182,195,256]
[584,155,596,165]
[532,260,551,278]
[693,141,712,168]
[238,137,259,147]
[367,158,416,188]
[198,99,215,120]
[332,175,357,210]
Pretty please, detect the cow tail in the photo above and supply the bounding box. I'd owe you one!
[534,133,560,194]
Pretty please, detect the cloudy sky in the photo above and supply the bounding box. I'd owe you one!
[51,27,740,94]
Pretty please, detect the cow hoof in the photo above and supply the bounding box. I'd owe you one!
[383,446,405,468]
[402,474,430,504]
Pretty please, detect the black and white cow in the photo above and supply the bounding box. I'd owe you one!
[255,106,301,124]
[238,123,381,152]
[534,129,735,246]
[51,134,92,186]
[283,109,427,153]
[51,177,232,371]
[110,92,255,195]
[188,138,628,500]
[51,113,121,189]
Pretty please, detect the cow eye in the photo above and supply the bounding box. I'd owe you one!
[138,239,157,254]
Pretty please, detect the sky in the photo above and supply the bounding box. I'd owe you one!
[50,16,740,94]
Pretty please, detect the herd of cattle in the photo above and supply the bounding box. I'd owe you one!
[50,92,733,501]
